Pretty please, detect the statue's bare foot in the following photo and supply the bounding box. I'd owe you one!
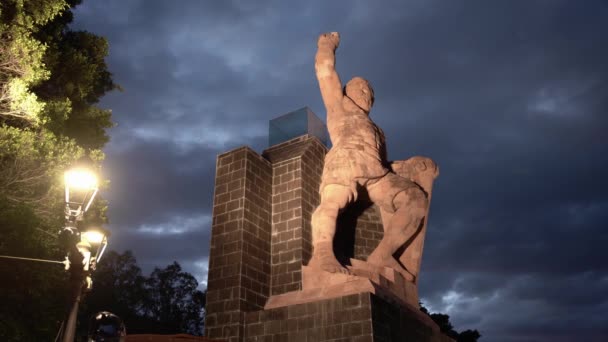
[367,251,415,282]
[309,242,350,274]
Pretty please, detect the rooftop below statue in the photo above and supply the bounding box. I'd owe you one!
[268,107,329,147]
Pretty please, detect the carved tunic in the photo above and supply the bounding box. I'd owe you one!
[320,110,389,191]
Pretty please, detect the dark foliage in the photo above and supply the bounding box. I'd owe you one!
[420,303,482,342]
[0,0,116,339]
[80,251,206,337]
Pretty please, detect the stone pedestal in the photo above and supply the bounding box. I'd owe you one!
[205,134,449,342]
[246,292,452,342]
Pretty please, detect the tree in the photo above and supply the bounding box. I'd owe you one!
[80,252,206,337]
[0,0,116,339]
[143,262,206,335]
[0,0,68,124]
[33,5,118,150]
[79,250,166,338]
[0,198,70,340]
[82,251,147,323]
[0,0,117,141]
[0,126,83,220]
[420,303,482,342]
[458,329,482,342]
[0,0,115,218]
[430,313,459,339]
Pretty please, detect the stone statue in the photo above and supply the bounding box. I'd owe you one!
[308,32,439,283]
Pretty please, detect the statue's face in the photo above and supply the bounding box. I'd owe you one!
[346,77,374,113]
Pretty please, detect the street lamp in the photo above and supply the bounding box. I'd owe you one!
[64,164,99,222]
[61,159,99,249]
[78,227,110,290]
[0,157,111,341]
[81,227,109,264]
[61,159,108,342]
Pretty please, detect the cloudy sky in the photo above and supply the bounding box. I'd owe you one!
[71,1,607,341]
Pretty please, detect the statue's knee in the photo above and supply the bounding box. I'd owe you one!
[312,204,339,223]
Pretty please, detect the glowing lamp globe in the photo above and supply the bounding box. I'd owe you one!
[64,159,99,221]
[80,227,110,266]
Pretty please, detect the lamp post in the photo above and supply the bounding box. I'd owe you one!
[63,227,109,342]
[61,159,107,342]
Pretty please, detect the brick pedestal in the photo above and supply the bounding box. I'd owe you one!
[262,135,327,296]
[205,135,449,342]
[206,147,273,341]
[245,293,452,342]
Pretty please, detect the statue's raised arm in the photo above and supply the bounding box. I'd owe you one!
[315,32,343,114]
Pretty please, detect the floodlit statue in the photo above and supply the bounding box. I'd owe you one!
[308,32,439,283]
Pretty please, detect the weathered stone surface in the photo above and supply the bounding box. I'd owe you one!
[205,136,330,340]
[309,32,439,292]
[262,135,327,296]
[248,292,450,342]
[265,263,418,310]
[205,134,450,341]
[265,258,418,309]
[206,147,273,342]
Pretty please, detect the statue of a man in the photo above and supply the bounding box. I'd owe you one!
[308,32,431,281]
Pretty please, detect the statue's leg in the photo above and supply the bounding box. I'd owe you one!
[367,186,428,281]
[309,184,354,274]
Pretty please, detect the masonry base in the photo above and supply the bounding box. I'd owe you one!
[244,292,453,342]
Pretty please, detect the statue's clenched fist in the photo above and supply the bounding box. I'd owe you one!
[318,32,340,49]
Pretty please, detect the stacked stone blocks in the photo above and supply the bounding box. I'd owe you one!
[262,135,328,296]
[244,293,374,342]
[207,135,342,341]
[206,147,273,341]
[205,134,445,341]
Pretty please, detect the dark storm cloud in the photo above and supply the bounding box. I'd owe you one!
[97,136,217,283]
[71,0,608,340]
[424,271,608,340]
[114,226,212,286]
[101,138,217,227]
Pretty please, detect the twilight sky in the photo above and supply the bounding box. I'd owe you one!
[71,1,607,341]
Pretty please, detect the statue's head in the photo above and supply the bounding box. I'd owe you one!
[345,77,374,114]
